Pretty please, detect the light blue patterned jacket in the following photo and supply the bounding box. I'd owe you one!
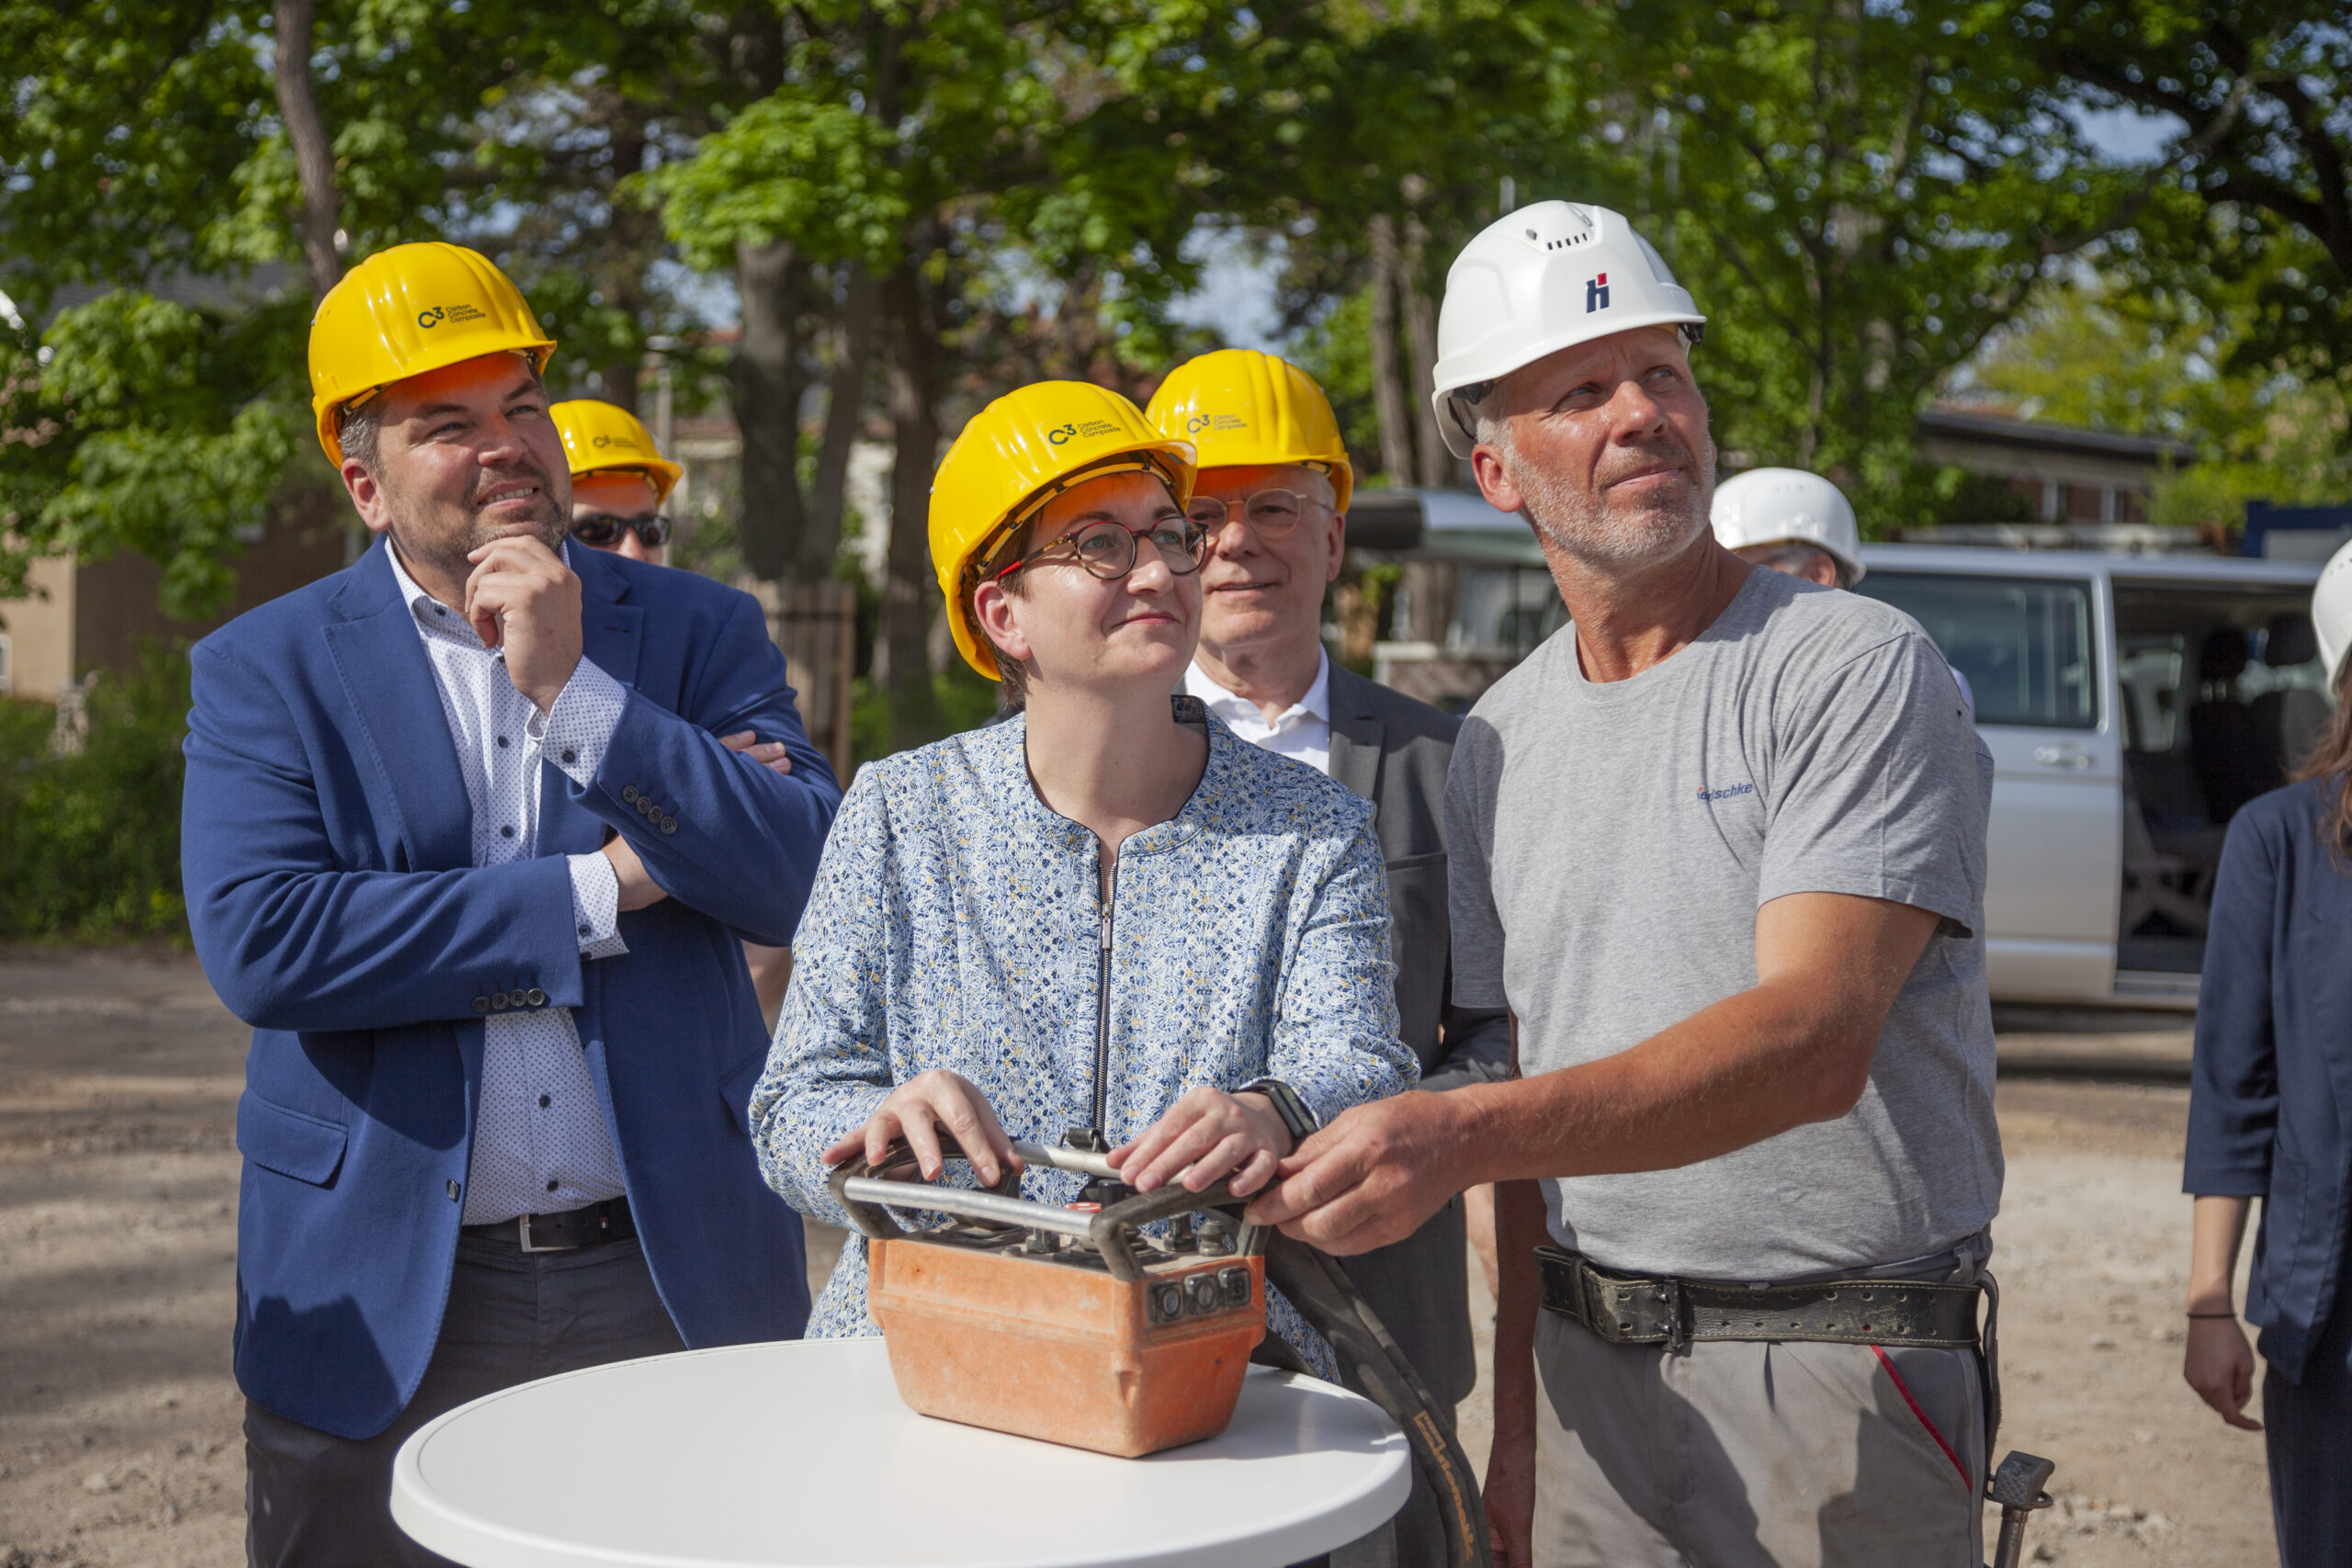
[749,700,1416,1369]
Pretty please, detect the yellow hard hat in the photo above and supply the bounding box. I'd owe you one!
[1144,348,1353,513]
[929,381,1196,681]
[550,400,684,504]
[308,242,558,467]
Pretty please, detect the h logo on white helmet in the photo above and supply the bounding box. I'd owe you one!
[1428,201,1705,458]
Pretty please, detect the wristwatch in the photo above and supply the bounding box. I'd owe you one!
[1238,1077,1318,1145]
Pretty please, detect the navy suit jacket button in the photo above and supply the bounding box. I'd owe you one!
[622,784,639,804]
[473,997,492,1014]
[526,987,548,1007]
[492,992,510,1010]
[660,817,678,835]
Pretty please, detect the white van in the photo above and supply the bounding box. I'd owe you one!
[1855,546,2330,1006]
[1363,492,2335,1008]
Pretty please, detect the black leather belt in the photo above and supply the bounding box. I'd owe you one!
[463,1196,636,1254]
[1537,1245,1983,1351]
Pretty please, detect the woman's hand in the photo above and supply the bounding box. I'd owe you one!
[2182,1196,2259,1430]
[1110,1086,1293,1197]
[2183,1314,2263,1430]
[821,1069,1020,1188]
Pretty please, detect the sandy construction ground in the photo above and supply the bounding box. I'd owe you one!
[0,953,2274,1566]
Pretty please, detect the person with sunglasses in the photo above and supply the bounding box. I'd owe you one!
[553,398,800,1021]
[748,381,1418,1373]
[552,399,680,565]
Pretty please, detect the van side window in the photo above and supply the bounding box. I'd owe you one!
[1857,573,2097,729]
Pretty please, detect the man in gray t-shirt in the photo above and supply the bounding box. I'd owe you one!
[1448,568,2001,1282]
[1249,200,2002,1568]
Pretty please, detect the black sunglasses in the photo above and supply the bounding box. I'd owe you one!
[570,513,673,549]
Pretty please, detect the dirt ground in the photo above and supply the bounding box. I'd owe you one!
[0,952,2275,1566]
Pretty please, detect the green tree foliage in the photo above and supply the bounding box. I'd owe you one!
[0,1,714,616]
[0,293,306,617]
[0,648,193,940]
[2022,1,2352,383]
[1531,1,2134,507]
[1964,265,2352,525]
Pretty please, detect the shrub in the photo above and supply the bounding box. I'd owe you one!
[0,646,190,940]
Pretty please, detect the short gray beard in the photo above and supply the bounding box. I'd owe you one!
[1498,424,1714,570]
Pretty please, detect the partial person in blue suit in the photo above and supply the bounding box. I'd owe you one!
[2182,544,2352,1568]
[183,243,842,1568]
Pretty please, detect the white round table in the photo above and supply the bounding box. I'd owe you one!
[391,1337,1409,1568]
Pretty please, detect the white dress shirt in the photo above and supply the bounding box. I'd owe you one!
[1184,649,1333,775]
[385,542,634,1224]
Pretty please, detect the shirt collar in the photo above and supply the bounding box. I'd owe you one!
[1184,648,1330,728]
[384,536,575,649]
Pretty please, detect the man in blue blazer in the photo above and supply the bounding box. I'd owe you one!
[183,243,842,1566]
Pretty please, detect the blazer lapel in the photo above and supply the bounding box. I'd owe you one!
[1326,667,1386,807]
[572,545,645,693]
[321,544,475,872]
[541,547,646,855]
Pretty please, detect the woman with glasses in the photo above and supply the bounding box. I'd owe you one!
[749,382,1417,1371]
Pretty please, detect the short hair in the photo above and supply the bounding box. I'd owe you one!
[1751,539,1853,592]
[970,519,1037,710]
[336,398,384,474]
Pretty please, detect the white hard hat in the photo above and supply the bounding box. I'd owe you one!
[1430,201,1705,459]
[2315,536,2352,687]
[1711,468,1866,585]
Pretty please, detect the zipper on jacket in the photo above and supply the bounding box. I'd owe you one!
[1091,858,1117,1136]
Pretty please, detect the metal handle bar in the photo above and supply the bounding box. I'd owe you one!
[827,1134,1262,1281]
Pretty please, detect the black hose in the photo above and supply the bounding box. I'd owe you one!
[1262,1232,1495,1568]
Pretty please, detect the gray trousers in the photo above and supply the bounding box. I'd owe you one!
[1532,1312,1984,1568]
[245,1231,685,1568]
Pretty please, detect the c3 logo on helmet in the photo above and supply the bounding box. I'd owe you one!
[1046,423,1079,445]
[417,305,447,329]
[593,434,614,448]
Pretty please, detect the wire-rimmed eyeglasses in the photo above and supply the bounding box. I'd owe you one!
[1182,488,1329,539]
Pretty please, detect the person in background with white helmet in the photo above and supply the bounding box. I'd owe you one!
[749,381,1416,1378]
[553,398,797,1023]
[181,243,842,1566]
[1147,348,1511,1568]
[1710,466,1865,591]
[2181,538,2352,1567]
[1714,466,1976,717]
[1247,201,2001,1568]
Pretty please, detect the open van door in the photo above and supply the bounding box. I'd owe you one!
[1859,565,2120,1000]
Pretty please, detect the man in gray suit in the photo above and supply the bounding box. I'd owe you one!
[1149,350,1511,1567]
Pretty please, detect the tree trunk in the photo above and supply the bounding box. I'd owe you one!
[595,106,658,412]
[271,0,341,302]
[732,238,808,582]
[799,263,878,583]
[1401,216,1448,488]
[1367,214,1415,488]
[880,257,942,750]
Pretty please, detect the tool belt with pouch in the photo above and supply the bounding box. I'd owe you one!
[1537,1245,1984,1351]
